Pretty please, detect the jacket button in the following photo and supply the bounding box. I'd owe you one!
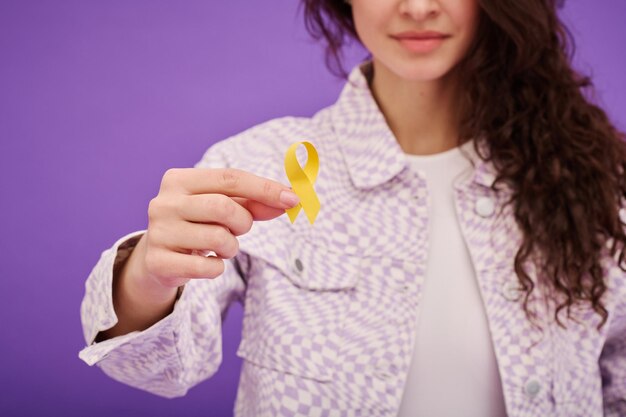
[293,258,304,273]
[502,281,521,301]
[475,196,495,217]
[524,379,541,398]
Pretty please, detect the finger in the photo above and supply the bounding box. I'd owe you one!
[160,221,240,259]
[231,197,289,221]
[171,168,298,209]
[148,248,226,281]
[178,194,254,236]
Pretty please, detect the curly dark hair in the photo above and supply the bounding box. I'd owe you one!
[300,0,626,332]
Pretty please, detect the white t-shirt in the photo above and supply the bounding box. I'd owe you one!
[397,139,508,417]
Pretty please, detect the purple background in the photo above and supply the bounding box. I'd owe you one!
[0,1,624,416]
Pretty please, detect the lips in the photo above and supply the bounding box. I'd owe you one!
[392,31,450,53]
[392,31,450,40]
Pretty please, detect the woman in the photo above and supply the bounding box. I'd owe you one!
[79,0,626,416]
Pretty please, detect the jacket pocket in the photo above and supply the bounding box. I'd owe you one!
[236,237,361,382]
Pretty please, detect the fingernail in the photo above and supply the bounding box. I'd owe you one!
[279,190,300,207]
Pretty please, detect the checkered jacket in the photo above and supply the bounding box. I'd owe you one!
[79,61,626,417]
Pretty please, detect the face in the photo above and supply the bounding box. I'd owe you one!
[351,0,481,82]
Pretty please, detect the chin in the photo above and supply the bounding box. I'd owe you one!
[387,59,456,83]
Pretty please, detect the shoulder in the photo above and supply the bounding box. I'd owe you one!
[194,110,335,181]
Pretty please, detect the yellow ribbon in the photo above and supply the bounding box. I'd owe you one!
[284,141,321,224]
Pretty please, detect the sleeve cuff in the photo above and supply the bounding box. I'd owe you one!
[80,229,180,365]
[78,289,188,366]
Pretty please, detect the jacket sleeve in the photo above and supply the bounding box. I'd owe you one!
[78,139,249,398]
[600,312,626,416]
[599,211,626,416]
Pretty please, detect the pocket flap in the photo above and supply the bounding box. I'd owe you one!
[281,237,361,290]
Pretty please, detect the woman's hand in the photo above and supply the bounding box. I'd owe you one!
[137,167,300,292]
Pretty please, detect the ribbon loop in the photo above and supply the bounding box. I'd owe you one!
[284,141,321,224]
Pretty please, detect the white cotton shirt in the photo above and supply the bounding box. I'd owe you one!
[397,139,508,417]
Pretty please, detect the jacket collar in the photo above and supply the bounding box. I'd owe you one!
[330,60,498,191]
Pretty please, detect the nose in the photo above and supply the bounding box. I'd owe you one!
[399,0,440,21]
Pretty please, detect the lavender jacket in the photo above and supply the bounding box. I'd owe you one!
[79,61,626,417]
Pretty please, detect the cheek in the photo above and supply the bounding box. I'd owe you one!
[352,4,389,48]
[447,1,480,52]
[456,0,481,33]
[351,9,369,46]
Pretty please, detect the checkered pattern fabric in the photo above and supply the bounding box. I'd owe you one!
[79,60,626,417]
